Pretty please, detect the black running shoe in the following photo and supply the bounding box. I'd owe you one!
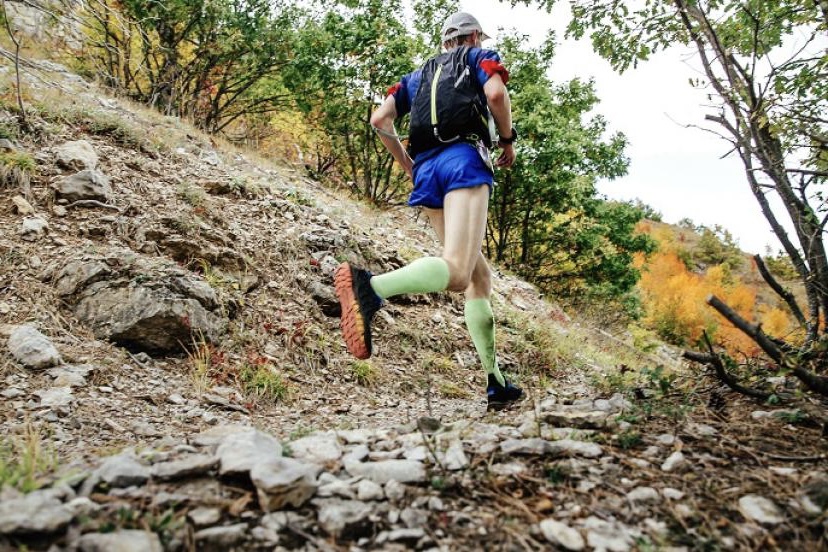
[487,374,524,410]
[334,262,382,359]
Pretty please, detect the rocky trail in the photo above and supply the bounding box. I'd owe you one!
[0,60,826,551]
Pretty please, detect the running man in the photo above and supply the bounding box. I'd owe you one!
[334,12,523,408]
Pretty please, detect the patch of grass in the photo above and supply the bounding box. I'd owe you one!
[177,181,207,207]
[239,362,290,402]
[0,423,58,493]
[186,337,213,395]
[438,381,470,399]
[350,359,379,387]
[229,175,265,198]
[544,463,569,485]
[422,354,454,375]
[288,425,315,441]
[0,150,35,190]
[617,430,642,450]
[282,187,315,208]
[775,409,806,424]
[35,103,153,150]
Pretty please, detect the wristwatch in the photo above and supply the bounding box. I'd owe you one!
[498,126,518,145]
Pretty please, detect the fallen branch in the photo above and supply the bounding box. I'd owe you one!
[696,332,771,400]
[65,200,122,212]
[707,295,787,362]
[763,454,827,462]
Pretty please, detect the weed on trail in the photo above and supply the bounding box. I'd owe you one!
[0,422,57,493]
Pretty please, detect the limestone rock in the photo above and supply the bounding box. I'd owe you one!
[52,170,112,202]
[194,523,248,551]
[36,386,73,407]
[500,438,603,458]
[738,495,784,525]
[151,453,218,480]
[7,325,62,369]
[440,440,469,471]
[188,507,221,527]
[288,433,343,464]
[76,530,162,552]
[541,410,611,429]
[540,519,585,550]
[20,216,48,241]
[344,458,426,484]
[250,457,320,512]
[356,479,384,501]
[314,498,373,537]
[55,140,99,171]
[661,451,687,473]
[217,429,283,476]
[95,452,151,488]
[11,195,34,215]
[0,488,73,535]
[583,516,635,552]
[54,253,225,353]
[626,487,661,504]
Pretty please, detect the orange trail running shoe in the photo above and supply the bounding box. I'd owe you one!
[334,262,383,359]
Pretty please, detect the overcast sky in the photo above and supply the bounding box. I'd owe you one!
[459,0,784,254]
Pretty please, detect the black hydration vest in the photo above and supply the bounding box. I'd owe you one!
[408,46,493,157]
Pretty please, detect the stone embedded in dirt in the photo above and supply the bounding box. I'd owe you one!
[661,451,687,473]
[314,498,373,537]
[54,253,226,353]
[500,438,603,459]
[55,140,99,171]
[187,507,222,527]
[36,386,73,407]
[250,457,320,512]
[20,216,48,241]
[662,488,685,500]
[356,479,384,501]
[46,364,94,387]
[540,518,585,551]
[7,325,62,369]
[582,516,636,552]
[194,523,248,551]
[51,169,112,202]
[300,229,345,251]
[75,530,162,552]
[685,422,718,438]
[541,410,612,430]
[11,195,35,215]
[288,433,343,464]
[317,472,359,499]
[0,488,74,535]
[92,452,151,489]
[400,507,428,528]
[627,486,661,504]
[216,429,283,476]
[344,458,426,484]
[738,495,784,525]
[440,440,469,471]
[151,453,218,480]
[384,480,406,502]
[308,279,341,317]
[377,527,427,545]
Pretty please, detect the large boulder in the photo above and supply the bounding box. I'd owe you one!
[52,249,226,353]
[7,325,62,369]
[51,170,112,203]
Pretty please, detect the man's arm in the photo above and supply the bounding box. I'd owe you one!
[370,95,414,179]
[483,74,516,168]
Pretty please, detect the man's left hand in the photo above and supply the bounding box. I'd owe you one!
[495,143,516,168]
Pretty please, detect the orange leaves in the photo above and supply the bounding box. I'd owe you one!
[636,248,792,357]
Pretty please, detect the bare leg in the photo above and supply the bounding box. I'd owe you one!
[423,184,491,292]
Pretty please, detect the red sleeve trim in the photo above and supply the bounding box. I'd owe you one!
[479,59,509,85]
[386,82,402,97]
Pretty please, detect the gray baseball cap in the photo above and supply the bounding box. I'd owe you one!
[440,12,491,43]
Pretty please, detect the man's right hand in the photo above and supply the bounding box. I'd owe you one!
[495,143,516,168]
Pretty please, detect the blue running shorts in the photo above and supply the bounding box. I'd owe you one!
[408,142,494,209]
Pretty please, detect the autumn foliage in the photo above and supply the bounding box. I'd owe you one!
[634,222,801,357]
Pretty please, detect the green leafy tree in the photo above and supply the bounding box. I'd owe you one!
[693,225,744,272]
[83,0,301,132]
[487,33,653,307]
[512,0,828,394]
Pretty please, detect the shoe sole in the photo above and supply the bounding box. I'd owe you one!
[487,394,524,411]
[334,262,371,359]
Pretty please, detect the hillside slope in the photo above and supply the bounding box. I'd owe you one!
[0,59,825,550]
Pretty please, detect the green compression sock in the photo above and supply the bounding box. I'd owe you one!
[369,256,450,299]
[464,298,505,386]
